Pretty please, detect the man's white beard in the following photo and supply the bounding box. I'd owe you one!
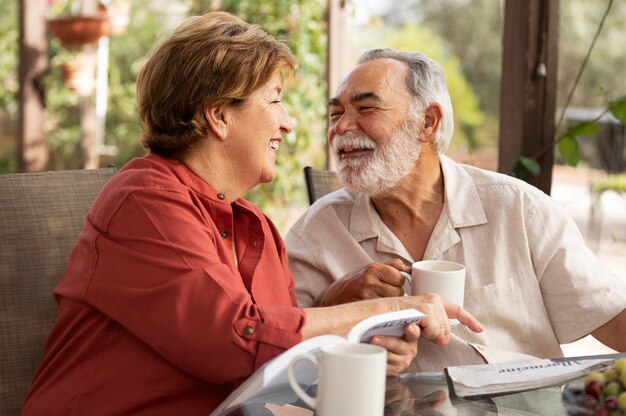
[331,116,423,197]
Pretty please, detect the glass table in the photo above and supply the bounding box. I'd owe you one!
[217,372,572,415]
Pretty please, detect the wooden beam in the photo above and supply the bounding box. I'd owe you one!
[498,0,559,194]
[18,0,49,172]
[326,0,350,170]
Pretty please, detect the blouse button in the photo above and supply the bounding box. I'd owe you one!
[244,326,254,335]
[220,230,227,238]
[217,192,225,200]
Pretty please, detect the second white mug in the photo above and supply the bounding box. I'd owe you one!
[287,343,387,416]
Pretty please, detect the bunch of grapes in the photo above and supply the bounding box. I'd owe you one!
[563,358,626,415]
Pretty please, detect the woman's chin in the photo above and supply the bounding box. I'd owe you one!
[259,170,277,185]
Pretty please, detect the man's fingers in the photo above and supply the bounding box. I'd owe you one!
[373,264,408,288]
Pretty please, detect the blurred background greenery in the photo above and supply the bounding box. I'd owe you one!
[1,0,625,232]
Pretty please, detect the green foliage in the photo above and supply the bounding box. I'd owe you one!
[558,1,626,109]
[382,0,503,117]
[513,96,626,179]
[554,97,626,168]
[0,0,18,173]
[511,157,541,180]
[190,0,328,226]
[592,173,626,195]
[0,0,18,116]
[558,134,581,167]
[609,97,626,124]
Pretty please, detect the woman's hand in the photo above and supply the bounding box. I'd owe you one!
[371,323,420,376]
[401,293,483,346]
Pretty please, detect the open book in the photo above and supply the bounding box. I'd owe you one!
[211,308,425,415]
[445,352,626,399]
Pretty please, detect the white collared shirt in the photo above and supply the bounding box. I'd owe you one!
[286,155,626,370]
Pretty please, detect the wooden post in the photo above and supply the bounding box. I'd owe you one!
[498,0,559,194]
[18,0,49,172]
[326,0,350,170]
[79,0,101,169]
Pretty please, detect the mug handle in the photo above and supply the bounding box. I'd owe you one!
[287,353,318,409]
[400,272,412,296]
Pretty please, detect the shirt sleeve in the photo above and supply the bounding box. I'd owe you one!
[83,188,305,384]
[528,191,626,343]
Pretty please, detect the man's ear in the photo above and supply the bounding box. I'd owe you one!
[204,106,229,140]
[420,104,443,143]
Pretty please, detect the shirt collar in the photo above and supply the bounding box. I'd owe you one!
[146,154,237,206]
[439,154,487,228]
[348,154,487,242]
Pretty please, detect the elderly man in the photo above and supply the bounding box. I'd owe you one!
[285,48,626,371]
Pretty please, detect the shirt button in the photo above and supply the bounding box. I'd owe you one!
[244,326,254,335]
[220,230,227,238]
[217,192,225,200]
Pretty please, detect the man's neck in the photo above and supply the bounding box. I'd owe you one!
[371,147,444,260]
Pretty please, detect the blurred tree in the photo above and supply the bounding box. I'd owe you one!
[382,0,503,117]
[558,1,626,108]
[0,0,19,173]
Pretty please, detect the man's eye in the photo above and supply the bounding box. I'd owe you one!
[329,112,343,118]
[359,106,374,112]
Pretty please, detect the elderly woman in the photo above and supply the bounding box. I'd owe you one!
[21,11,481,416]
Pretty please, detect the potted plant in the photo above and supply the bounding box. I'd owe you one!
[47,3,110,48]
[59,53,97,96]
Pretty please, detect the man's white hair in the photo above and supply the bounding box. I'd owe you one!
[358,48,454,153]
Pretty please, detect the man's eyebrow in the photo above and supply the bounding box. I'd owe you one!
[351,91,382,103]
[328,92,382,107]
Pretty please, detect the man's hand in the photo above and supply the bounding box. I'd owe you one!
[371,322,420,376]
[314,260,411,306]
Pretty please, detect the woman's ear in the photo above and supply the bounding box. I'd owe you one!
[420,104,443,143]
[204,106,229,140]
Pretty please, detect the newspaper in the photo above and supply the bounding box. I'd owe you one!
[445,352,626,399]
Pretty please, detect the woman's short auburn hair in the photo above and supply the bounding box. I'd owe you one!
[136,11,296,158]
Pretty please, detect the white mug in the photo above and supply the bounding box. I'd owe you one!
[287,343,387,416]
[410,260,465,326]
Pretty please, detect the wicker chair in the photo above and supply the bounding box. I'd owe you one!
[303,166,342,205]
[0,167,115,414]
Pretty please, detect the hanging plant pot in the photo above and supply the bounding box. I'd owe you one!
[60,55,97,96]
[48,15,110,47]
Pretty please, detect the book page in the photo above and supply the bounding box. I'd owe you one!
[346,309,425,343]
[211,334,345,415]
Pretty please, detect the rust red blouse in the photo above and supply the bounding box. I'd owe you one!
[21,155,305,415]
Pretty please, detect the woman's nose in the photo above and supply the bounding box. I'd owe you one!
[279,105,293,134]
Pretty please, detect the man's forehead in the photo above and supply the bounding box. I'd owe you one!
[332,59,410,103]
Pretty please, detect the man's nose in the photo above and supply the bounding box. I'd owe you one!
[330,112,358,136]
